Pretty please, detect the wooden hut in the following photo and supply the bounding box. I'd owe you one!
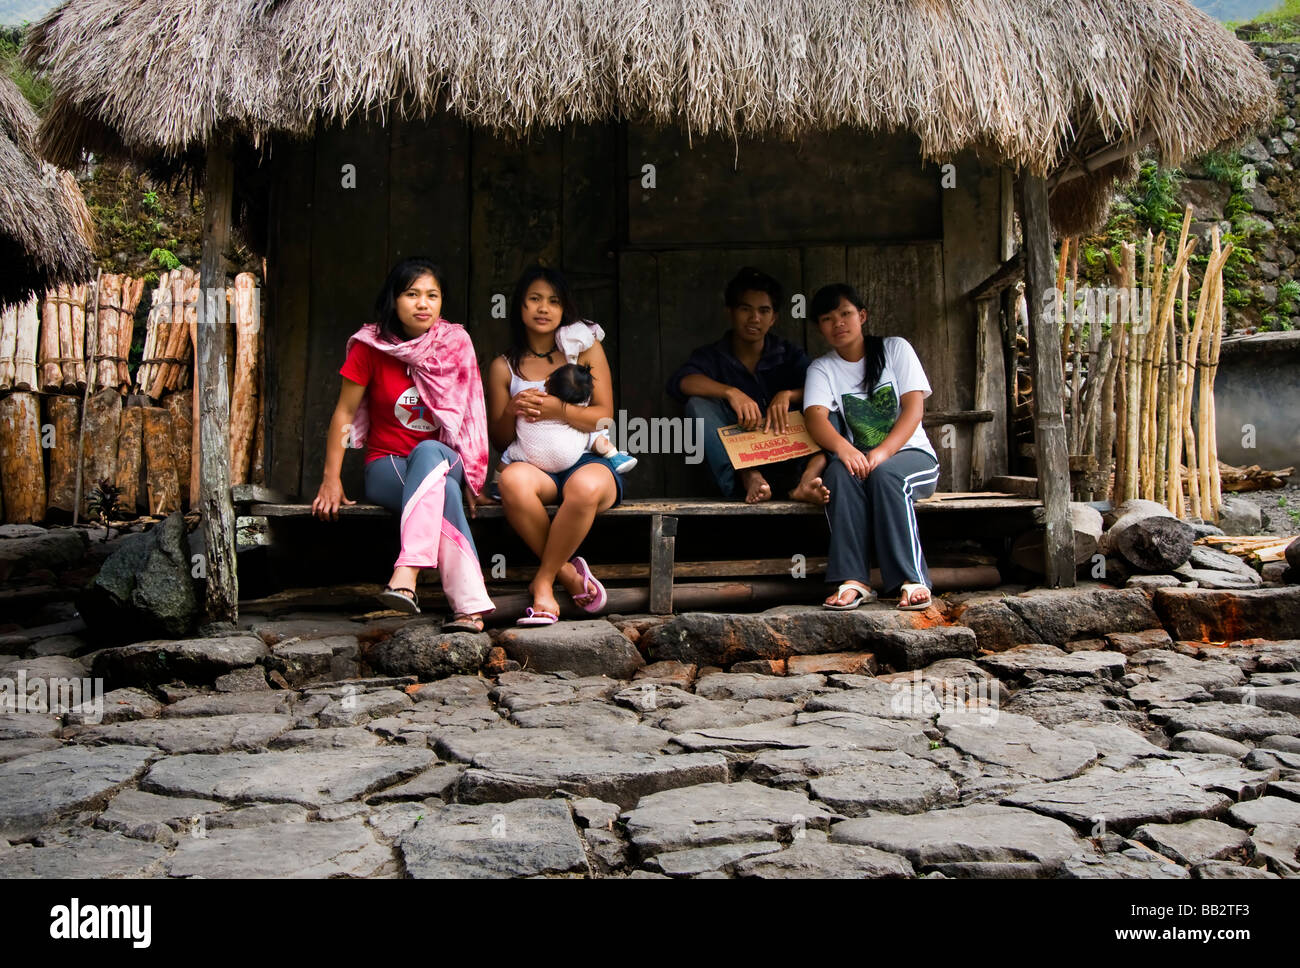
[0,73,93,310]
[22,0,1275,619]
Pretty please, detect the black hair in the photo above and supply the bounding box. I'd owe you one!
[724,266,784,312]
[810,283,886,393]
[373,257,444,342]
[545,363,594,406]
[506,264,580,372]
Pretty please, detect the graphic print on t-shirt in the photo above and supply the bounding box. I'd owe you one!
[842,384,898,449]
[394,387,439,433]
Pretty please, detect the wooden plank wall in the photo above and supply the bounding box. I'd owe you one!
[265,119,1003,500]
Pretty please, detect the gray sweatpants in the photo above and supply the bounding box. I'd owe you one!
[823,447,941,593]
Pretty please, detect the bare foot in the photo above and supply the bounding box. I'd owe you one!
[527,579,561,618]
[739,470,772,504]
[789,476,830,505]
[388,565,419,592]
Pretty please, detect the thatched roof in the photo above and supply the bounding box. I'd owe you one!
[0,73,94,310]
[23,0,1276,235]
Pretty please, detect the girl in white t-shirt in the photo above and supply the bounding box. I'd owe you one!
[802,283,941,611]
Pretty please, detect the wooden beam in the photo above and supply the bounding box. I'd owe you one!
[967,252,1023,301]
[197,137,239,626]
[1047,129,1157,194]
[1019,172,1076,586]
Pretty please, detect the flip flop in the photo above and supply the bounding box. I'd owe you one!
[823,580,875,611]
[568,556,608,614]
[898,583,933,611]
[442,614,485,634]
[376,586,420,614]
[517,606,559,626]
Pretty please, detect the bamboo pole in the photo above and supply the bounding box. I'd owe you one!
[73,269,101,525]
[37,290,61,391]
[1,301,19,390]
[71,282,88,391]
[12,297,39,392]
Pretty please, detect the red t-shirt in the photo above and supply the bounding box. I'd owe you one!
[339,341,441,463]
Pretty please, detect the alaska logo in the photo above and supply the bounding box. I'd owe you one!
[842,384,898,449]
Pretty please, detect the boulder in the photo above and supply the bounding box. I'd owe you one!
[0,526,87,583]
[496,620,644,679]
[90,634,268,689]
[367,625,492,680]
[77,513,198,643]
[399,798,590,878]
[1154,587,1300,642]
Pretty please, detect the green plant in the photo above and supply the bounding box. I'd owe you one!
[150,247,182,271]
[142,190,162,215]
[85,478,122,542]
[1277,280,1300,316]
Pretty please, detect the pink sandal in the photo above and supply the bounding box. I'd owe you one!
[568,556,608,614]
[517,605,559,626]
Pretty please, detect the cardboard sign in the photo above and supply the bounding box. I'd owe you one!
[718,411,822,469]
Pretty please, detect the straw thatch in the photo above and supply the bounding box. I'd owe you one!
[23,0,1276,234]
[0,73,94,309]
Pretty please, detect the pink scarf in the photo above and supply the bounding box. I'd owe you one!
[345,320,489,494]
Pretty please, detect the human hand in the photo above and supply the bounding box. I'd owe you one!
[311,477,355,520]
[763,391,793,434]
[510,389,545,421]
[725,388,763,430]
[838,444,872,479]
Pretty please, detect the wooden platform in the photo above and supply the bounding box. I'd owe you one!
[239,492,1040,614]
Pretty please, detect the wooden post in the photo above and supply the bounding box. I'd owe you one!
[649,513,677,615]
[197,137,239,626]
[1019,173,1076,586]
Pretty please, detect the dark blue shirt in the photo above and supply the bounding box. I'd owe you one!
[666,331,811,410]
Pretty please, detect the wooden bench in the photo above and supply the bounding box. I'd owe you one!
[237,488,1041,614]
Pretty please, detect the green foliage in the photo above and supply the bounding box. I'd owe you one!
[85,479,122,541]
[150,247,182,271]
[142,190,163,215]
[1230,0,1300,39]
[0,30,51,113]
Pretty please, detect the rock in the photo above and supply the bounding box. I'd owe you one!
[509,700,639,729]
[1227,796,1300,828]
[830,804,1082,877]
[399,798,590,878]
[1170,731,1251,757]
[621,781,834,857]
[1188,545,1263,582]
[214,667,270,692]
[733,840,914,878]
[641,606,943,667]
[270,727,384,750]
[1105,629,1173,654]
[91,634,269,689]
[249,617,374,645]
[807,750,959,814]
[951,599,1037,652]
[0,654,87,680]
[583,827,630,872]
[872,627,980,670]
[1132,818,1253,866]
[0,713,63,740]
[77,513,198,642]
[786,652,877,676]
[1148,702,1300,741]
[670,709,934,755]
[1217,682,1300,714]
[407,675,492,705]
[644,697,797,733]
[368,625,492,680]
[266,640,339,687]
[90,687,163,724]
[1001,682,1142,728]
[1193,861,1279,879]
[0,738,63,763]
[437,724,671,764]
[1126,575,1183,590]
[1250,821,1300,876]
[978,644,1126,681]
[0,745,158,840]
[75,714,293,754]
[1260,734,1300,753]
[937,710,1098,781]
[998,589,1161,648]
[318,689,413,728]
[162,691,294,718]
[571,798,621,830]
[458,747,729,809]
[1059,848,1190,879]
[1051,723,1172,770]
[3,827,168,877]
[168,819,393,877]
[806,676,943,720]
[496,620,643,679]
[1128,649,1246,689]
[27,634,91,658]
[633,660,696,689]
[1178,568,1262,590]
[1001,761,1233,834]
[205,803,310,830]
[490,674,622,712]
[650,841,784,876]
[694,672,826,702]
[729,659,785,675]
[0,527,86,583]
[141,748,435,807]
[481,646,518,677]
[1180,178,1229,219]
[95,789,226,834]
[1217,497,1262,535]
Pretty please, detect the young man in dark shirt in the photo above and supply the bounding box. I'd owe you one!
[666,267,828,503]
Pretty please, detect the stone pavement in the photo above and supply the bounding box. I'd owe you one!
[1,586,1298,878]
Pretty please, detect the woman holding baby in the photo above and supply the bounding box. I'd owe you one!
[486,265,629,626]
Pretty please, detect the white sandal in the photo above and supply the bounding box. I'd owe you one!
[898,582,933,611]
[823,580,875,611]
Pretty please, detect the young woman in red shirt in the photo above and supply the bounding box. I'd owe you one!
[311,258,494,632]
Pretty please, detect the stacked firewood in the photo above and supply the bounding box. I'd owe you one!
[0,270,265,524]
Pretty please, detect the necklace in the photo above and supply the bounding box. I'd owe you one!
[525,344,557,362]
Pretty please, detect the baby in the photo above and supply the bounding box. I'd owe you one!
[499,363,636,474]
